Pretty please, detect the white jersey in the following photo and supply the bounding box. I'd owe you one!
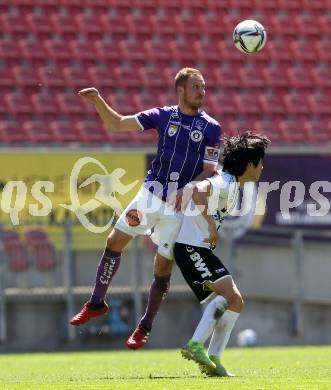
[176,170,240,248]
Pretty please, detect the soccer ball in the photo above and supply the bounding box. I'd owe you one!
[237,329,257,347]
[233,20,267,54]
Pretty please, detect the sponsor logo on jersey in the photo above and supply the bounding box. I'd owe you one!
[195,119,205,130]
[171,109,179,119]
[215,267,226,274]
[191,130,203,142]
[168,124,178,137]
[204,147,220,161]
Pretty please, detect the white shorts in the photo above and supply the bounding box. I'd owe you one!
[115,186,183,259]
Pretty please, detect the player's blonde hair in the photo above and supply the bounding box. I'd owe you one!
[175,68,203,90]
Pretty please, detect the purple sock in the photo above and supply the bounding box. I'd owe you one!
[139,274,171,330]
[90,249,121,304]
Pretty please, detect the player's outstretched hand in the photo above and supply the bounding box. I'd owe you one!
[78,87,101,104]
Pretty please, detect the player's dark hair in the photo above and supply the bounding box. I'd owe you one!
[221,131,270,177]
[175,67,203,89]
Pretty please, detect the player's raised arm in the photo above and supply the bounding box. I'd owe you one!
[78,87,140,132]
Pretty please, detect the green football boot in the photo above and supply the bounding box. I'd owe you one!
[199,355,235,377]
[181,340,216,370]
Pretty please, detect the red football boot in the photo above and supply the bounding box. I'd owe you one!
[126,325,151,350]
[70,301,109,326]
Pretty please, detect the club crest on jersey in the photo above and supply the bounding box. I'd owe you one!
[168,124,178,137]
[171,109,179,119]
[191,130,203,142]
[195,119,205,130]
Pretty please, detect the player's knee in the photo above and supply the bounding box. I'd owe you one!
[106,229,130,252]
[228,292,244,312]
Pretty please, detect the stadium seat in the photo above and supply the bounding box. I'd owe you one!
[25,11,54,34]
[279,120,314,143]
[17,37,47,61]
[50,119,82,143]
[76,121,110,143]
[23,120,57,143]
[50,12,79,35]
[304,120,331,142]
[24,229,57,272]
[0,37,21,60]
[0,120,31,143]
[68,38,99,61]
[87,65,118,89]
[12,65,40,88]
[0,66,15,87]
[62,66,93,89]
[31,92,60,116]
[131,129,158,144]
[0,10,29,34]
[44,38,73,61]
[57,92,94,116]
[259,93,286,115]
[283,92,312,115]
[108,131,135,144]
[0,230,29,272]
[37,66,66,89]
[4,92,34,114]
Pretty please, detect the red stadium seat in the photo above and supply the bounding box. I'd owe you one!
[87,65,117,89]
[4,92,34,114]
[57,92,94,115]
[17,37,47,61]
[0,10,29,34]
[108,131,135,144]
[44,38,73,61]
[24,229,57,272]
[307,93,331,116]
[93,38,122,61]
[283,92,312,115]
[62,66,93,89]
[0,120,31,143]
[37,66,66,89]
[304,120,331,142]
[23,120,57,143]
[76,121,110,143]
[259,93,286,115]
[252,118,286,143]
[12,65,40,88]
[279,120,314,143]
[31,92,60,116]
[0,66,15,87]
[50,12,79,35]
[25,11,54,34]
[285,66,315,89]
[74,11,105,35]
[68,38,99,61]
[50,119,81,143]
[0,37,21,60]
[311,66,331,88]
[0,230,29,272]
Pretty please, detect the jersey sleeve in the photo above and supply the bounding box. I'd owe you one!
[135,107,161,132]
[206,174,229,213]
[203,123,222,166]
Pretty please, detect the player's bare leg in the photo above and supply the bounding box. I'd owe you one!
[126,253,173,349]
[70,229,132,326]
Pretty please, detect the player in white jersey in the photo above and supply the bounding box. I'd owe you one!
[174,132,270,376]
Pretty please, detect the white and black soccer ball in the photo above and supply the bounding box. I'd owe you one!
[237,329,258,347]
[233,20,267,54]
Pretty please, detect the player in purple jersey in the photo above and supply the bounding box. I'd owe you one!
[70,68,221,349]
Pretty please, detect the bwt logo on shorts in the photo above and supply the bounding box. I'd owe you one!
[125,209,142,227]
[186,246,212,278]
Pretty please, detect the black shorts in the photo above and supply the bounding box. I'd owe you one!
[174,242,231,303]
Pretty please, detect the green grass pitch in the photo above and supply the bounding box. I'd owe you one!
[1,346,331,389]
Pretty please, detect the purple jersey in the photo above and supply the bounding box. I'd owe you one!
[135,105,221,201]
